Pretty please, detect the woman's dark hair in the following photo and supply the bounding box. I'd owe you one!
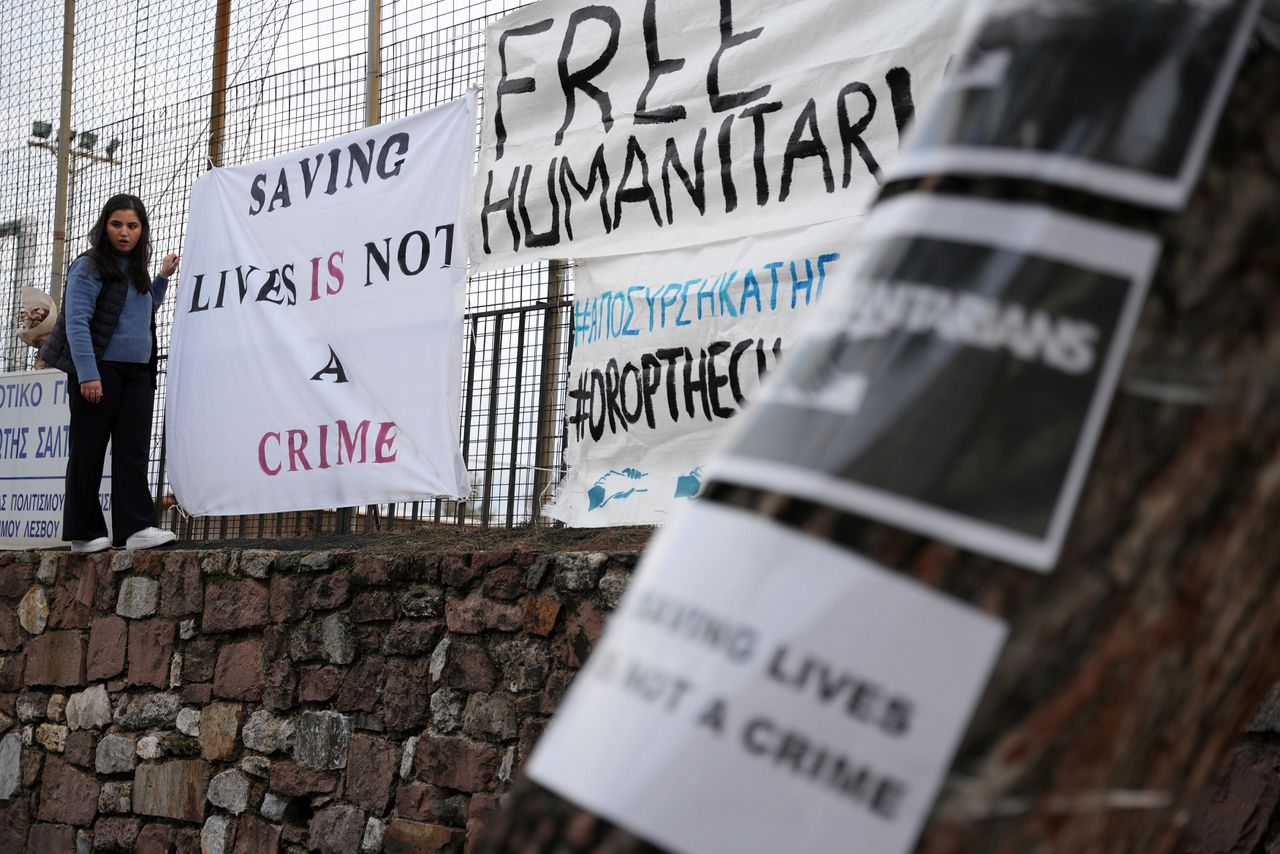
[86,193,152,294]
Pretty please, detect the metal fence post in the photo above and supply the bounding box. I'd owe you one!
[49,0,76,306]
[530,260,568,522]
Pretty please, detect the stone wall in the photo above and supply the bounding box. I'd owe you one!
[1189,687,1280,854]
[0,545,635,853]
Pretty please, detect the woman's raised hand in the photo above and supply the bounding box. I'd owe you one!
[159,253,180,278]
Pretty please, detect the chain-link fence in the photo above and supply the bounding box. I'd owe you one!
[0,0,572,537]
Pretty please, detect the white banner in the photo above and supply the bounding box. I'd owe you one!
[546,217,857,526]
[472,0,963,270]
[0,370,108,549]
[167,94,476,516]
[529,502,1007,854]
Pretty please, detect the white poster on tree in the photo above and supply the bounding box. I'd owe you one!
[529,501,1007,854]
[166,94,475,516]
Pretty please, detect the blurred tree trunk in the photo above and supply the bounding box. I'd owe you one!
[474,45,1280,854]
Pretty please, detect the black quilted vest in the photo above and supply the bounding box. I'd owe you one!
[40,256,158,385]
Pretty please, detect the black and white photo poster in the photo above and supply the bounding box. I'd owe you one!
[711,194,1160,571]
[888,0,1262,209]
[528,502,1006,854]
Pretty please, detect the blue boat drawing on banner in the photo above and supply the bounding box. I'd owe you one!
[588,468,649,511]
[673,467,704,499]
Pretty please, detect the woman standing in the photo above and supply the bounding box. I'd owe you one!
[41,194,180,552]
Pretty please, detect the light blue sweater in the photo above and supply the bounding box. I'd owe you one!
[64,255,169,383]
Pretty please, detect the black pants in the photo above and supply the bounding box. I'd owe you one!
[64,361,156,545]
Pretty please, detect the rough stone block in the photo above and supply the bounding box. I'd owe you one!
[239,754,270,778]
[49,563,99,630]
[176,707,201,737]
[200,702,242,760]
[413,736,499,793]
[45,693,66,723]
[383,657,432,732]
[27,823,76,853]
[113,692,180,730]
[182,683,211,705]
[463,693,517,741]
[337,656,383,713]
[159,556,203,617]
[438,638,497,693]
[397,585,443,619]
[559,600,605,668]
[393,783,467,825]
[0,732,20,800]
[232,814,280,854]
[134,824,173,854]
[182,637,218,683]
[260,791,287,822]
[87,614,128,681]
[299,666,343,703]
[207,769,250,814]
[65,684,111,730]
[241,709,293,755]
[361,817,384,853]
[1191,749,1280,854]
[345,733,399,814]
[37,757,99,825]
[134,759,209,823]
[445,593,522,634]
[267,761,336,797]
[597,566,630,607]
[236,550,276,580]
[200,815,231,854]
[63,730,96,768]
[299,552,332,573]
[429,690,466,734]
[0,558,36,598]
[257,626,294,712]
[115,577,159,619]
[92,816,140,852]
[95,734,136,774]
[26,631,85,688]
[553,552,607,593]
[383,620,442,657]
[17,588,47,636]
[292,710,351,771]
[523,595,561,637]
[136,735,162,761]
[269,574,307,623]
[202,580,270,633]
[127,620,176,689]
[318,614,355,665]
[98,780,131,813]
[0,608,18,657]
[308,803,365,854]
[213,639,264,702]
[350,591,396,623]
[383,819,458,854]
[491,637,551,693]
[481,565,523,601]
[0,656,24,693]
[440,554,479,588]
[467,794,500,842]
[16,690,47,723]
[34,723,67,752]
[306,570,351,611]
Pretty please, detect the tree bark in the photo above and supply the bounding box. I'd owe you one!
[474,44,1280,854]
